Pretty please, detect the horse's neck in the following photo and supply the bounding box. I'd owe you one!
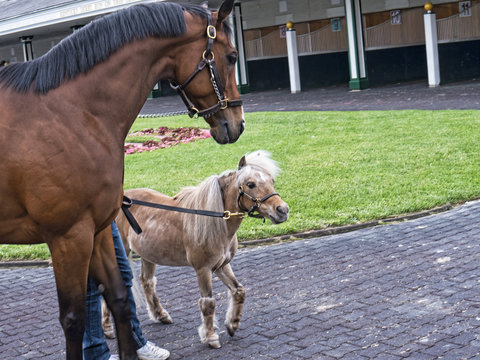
[50,37,178,141]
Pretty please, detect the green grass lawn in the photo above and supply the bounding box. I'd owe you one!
[1,110,479,260]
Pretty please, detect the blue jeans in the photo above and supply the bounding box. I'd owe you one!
[83,222,147,360]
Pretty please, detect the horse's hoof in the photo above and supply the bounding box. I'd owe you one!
[208,340,221,349]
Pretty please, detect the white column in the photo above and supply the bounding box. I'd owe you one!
[286,26,301,94]
[423,12,440,87]
[20,36,34,61]
[233,3,249,93]
[344,0,368,90]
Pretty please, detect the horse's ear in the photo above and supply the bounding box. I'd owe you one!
[217,0,234,26]
[238,155,247,170]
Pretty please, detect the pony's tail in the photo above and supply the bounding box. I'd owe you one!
[128,253,147,309]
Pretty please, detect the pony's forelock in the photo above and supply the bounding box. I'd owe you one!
[240,150,281,180]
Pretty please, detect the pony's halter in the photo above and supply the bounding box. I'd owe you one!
[237,186,280,219]
[170,12,243,119]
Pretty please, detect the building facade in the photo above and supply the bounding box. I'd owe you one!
[0,0,479,93]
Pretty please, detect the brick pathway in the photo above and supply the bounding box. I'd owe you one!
[2,199,480,359]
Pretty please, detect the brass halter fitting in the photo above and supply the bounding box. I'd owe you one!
[207,25,217,39]
[202,50,214,60]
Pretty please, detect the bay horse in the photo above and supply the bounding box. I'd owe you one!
[103,150,289,348]
[0,1,244,359]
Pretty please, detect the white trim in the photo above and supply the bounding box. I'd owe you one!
[0,0,160,37]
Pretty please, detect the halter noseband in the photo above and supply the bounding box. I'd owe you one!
[170,12,243,119]
[237,186,280,219]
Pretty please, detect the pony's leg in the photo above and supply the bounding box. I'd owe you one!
[215,263,246,337]
[48,225,94,360]
[196,268,221,348]
[140,259,172,324]
[101,298,116,339]
[89,226,137,360]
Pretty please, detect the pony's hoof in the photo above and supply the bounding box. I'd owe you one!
[226,321,239,337]
[104,328,116,339]
[226,324,235,337]
[160,313,173,324]
[208,339,222,349]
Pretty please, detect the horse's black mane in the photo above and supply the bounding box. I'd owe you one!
[0,3,216,94]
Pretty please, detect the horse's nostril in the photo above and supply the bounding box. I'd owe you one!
[277,205,288,216]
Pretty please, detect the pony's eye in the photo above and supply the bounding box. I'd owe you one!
[247,182,255,189]
[227,52,238,65]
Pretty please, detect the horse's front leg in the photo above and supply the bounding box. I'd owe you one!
[89,226,137,360]
[215,263,246,337]
[196,267,221,348]
[47,221,96,360]
[140,258,172,324]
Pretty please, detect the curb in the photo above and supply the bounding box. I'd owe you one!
[238,203,455,247]
[0,202,458,268]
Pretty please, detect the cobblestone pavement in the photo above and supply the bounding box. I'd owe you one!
[1,199,480,359]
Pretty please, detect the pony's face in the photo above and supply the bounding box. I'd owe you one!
[237,167,289,224]
[171,1,244,144]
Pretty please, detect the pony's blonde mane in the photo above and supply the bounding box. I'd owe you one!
[174,150,280,246]
[174,175,228,246]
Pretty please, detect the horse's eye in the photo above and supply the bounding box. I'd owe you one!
[227,52,238,65]
[247,182,255,189]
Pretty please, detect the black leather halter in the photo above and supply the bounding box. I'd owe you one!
[237,186,280,218]
[169,12,243,119]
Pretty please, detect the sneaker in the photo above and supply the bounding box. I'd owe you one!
[109,356,119,360]
[137,341,170,360]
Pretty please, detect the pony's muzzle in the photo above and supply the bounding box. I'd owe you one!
[273,204,289,224]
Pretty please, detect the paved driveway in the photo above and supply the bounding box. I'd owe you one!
[140,79,480,115]
[2,200,480,359]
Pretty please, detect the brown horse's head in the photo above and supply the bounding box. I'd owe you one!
[170,0,244,144]
[236,151,289,224]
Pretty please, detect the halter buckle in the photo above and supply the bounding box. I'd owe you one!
[189,106,200,119]
[219,98,229,110]
[207,25,217,39]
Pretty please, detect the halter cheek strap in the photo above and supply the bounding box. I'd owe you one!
[237,187,280,219]
[169,12,242,119]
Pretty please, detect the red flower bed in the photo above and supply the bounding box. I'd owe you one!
[124,127,211,155]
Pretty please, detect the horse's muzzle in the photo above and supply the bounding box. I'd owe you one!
[210,116,245,144]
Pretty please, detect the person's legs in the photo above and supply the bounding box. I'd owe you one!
[84,222,169,360]
[83,276,111,360]
[111,221,147,349]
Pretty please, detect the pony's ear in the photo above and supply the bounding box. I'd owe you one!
[217,0,234,26]
[238,155,247,170]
